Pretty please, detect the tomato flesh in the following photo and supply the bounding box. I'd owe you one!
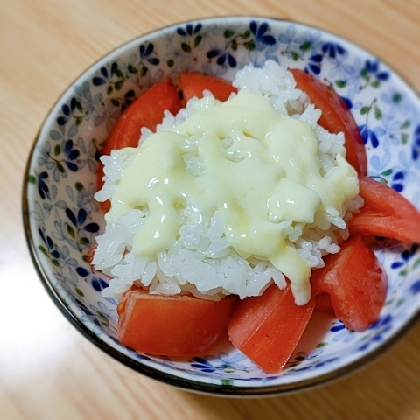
[289,68,367,176]
[314,292,335,317]
[347,177,420,243]
[227,284,315,373]
[179,73,237,104]
[311,235,388,332]
[117,289,237,356]
[101,78,181,154]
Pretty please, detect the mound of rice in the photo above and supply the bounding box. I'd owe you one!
[93,60,363,304]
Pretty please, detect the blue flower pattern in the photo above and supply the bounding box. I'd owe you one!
[365,60,389,82]
[413,125,420,162]
[26,18,420,387]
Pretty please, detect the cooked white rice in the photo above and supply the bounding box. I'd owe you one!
[93,60,363,304]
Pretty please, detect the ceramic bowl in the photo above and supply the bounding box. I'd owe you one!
[23,16,420,396]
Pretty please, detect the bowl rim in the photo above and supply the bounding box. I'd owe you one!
[22,15,420,396]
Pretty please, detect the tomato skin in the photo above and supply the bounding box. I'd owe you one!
[227,284,315,374]
[117,289,237,356]
[101,78,182,154]
[289,68,367,177]
[347,177,420,243]
[179,73,237,104]
[311,235,388,332]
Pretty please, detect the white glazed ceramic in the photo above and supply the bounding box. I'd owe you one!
[23,17,420,396]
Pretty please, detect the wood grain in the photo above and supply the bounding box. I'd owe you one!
[1,1,419,419]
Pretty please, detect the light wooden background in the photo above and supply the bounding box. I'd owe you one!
[1,1,420,419]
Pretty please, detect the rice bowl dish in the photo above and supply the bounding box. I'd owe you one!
[23,17,420,395]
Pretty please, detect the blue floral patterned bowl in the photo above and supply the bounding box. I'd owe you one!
[23,17,420,396]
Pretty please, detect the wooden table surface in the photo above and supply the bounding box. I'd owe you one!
[1,1,420,419]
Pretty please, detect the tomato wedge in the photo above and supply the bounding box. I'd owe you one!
[347,177,420,243]
[101,78,182,155]
[179,73,237,104]
[289,68,367,177]
[314,292,335,317]
[116,288,237,356]
[311,235,388,332]
[96,78,182,212]
[227,284,315,374]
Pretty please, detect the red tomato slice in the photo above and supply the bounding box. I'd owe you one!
[289,68,367,177]
[116,288,237,356]
[96,78,182,212]
[347,177,420,243]
[101,78,182,154]
[311,235,388,332]
[179,73,237,104]
[314,292,335,317]
[227,284,315,374]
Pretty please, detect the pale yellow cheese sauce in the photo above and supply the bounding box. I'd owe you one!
[106,90,359,304]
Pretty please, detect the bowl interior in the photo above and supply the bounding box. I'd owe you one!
[23,17,420,395]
